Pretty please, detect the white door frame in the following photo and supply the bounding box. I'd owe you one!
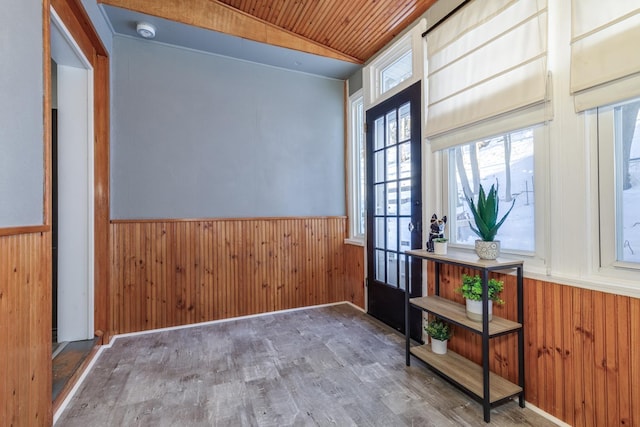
[50,7,95,342]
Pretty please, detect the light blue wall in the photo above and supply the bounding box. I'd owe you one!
[111,36,345,219]
[80,0,113,54]
[348,69,363,96]
[0,3,44,226]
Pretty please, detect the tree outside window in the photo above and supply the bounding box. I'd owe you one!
[450,129,535,252]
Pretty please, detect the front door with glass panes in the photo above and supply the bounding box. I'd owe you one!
[366,82,422,340]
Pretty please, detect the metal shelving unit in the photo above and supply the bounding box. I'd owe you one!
[404,249,525,423]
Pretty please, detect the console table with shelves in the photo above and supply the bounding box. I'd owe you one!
[404,249,524,423]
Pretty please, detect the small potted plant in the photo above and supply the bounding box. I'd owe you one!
[464,183,515,259]
[425,319,453,354]
[433,237,448,255]
[457,273,504,322]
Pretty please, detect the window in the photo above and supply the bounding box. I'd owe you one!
[381,51,412,94]
[447,127,537,253]
[364,28,422,106]
[596,97,640,268]
[347,90,365,241]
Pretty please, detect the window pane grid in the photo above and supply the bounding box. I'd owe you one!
[372,103,412,289]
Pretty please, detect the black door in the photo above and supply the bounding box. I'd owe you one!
[366,81,423,340]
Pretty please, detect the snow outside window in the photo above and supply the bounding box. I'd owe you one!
[448,128,536,253]
[381,51,412,94]
[597,97,640,268]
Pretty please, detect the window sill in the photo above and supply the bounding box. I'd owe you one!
[440,244,549,276]
[344,237,365,247]
[443,246,639,298]
[526,270,640,299]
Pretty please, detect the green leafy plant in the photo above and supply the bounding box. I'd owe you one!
[424,319,453,341]
[457,273,504,304]
[465,183,515,242]
[433,237,448,243]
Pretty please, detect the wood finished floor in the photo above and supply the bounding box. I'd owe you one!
[56,304,557,426]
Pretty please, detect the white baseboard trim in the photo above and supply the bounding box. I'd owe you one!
[96,301,366,349]
[521,399,571,427]
[344,300,366,313]
[101,301,356,348]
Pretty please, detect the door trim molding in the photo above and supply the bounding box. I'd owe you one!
[47,0,110,342]
[51,9,96,340]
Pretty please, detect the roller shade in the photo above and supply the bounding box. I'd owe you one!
[426,0,550,151]
[571,0,640,112]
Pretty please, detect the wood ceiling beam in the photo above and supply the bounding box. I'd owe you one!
[99,0,362,64]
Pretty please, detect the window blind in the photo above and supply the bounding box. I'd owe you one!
[571,0,640,112]
[425,0,550,151]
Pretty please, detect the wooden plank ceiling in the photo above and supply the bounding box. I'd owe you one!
[99,0,437,63]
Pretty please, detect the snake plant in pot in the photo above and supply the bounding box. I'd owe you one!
[465,183,515,259]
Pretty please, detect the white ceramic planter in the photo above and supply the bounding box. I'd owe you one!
[466,298,493,322]
[430,338,448,355]
[475,240,500,260]
[433,241,447,255]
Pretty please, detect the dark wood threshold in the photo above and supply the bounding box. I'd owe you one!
[52,334,102,413]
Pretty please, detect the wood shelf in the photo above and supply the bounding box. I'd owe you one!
[404,249,525,422]
[410,344,522,403]
[405,249,524,271]
[409,296,521,336]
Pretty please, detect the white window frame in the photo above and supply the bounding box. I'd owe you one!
[587,103,640,288]
[363,20,425,108]
[438,125,549,275]
[346,89,365,245]
[370,34,412,101]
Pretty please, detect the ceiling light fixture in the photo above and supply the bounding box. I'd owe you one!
[136,22,156,39]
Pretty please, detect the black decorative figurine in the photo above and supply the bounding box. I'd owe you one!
[426,214,447,252]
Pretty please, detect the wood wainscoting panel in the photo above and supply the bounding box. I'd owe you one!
[0,232,52,426]
[344,243,365,309]
[427,262,640,427]
[110,217,352,335]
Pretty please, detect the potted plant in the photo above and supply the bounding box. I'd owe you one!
[425,319,453,354]
[464,183,515,259]
[457,273,504,322]
[433,237,448,255]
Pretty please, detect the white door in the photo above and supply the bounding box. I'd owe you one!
[51,9,95,342]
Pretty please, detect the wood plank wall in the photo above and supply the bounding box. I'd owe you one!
[344,243,365,308]
[427,262,640,427]
[108,223,639,426]
[109,217,364,335]
[0,232,52,426]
